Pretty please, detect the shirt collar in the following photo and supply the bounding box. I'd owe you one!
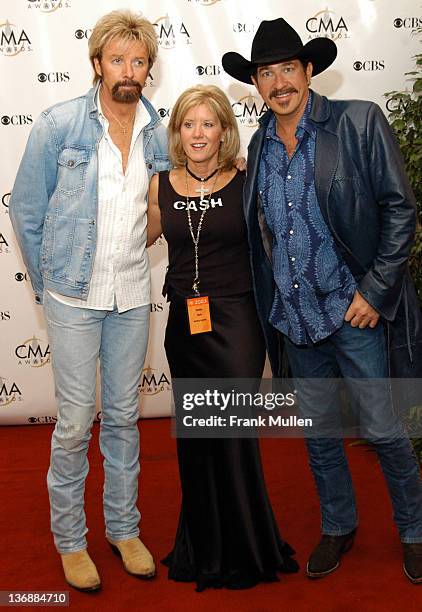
[96,88,150,136]
[299,90,315,138]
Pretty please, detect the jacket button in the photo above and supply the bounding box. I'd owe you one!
[148,163,153,169]
[68,160,75,167]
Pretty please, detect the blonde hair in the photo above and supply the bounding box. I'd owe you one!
[88,10,158,84]
[168,85,240,170]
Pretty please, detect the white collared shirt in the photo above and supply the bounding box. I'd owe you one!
[49,93,151,312]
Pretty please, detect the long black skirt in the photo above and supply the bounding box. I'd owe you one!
[162,291,298,591]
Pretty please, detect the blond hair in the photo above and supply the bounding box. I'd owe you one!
[88,10,158,84]
[168,85,240,170]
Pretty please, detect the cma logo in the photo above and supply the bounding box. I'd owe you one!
[28,415,57,424]
[0,311,10,321]
[27,0,71,12]
[0,20,32,56]
[75,28,92,40]
[158,107,171,119]
[306,9,349,40]
[38,72,70,83]
[1,115,33,126]
[385,96,410,113]
[353,60,385,71]
[232,95,268,127]
[0,377,22,406]
[15,272,29,282]
[144,71,155,88]
[196,65,220,76]
[394,18,422,29]
[15,336,50,367]
[150,303,164,313]
[139,367,171,395]
[153,15,191,49]
[0,233,10,253]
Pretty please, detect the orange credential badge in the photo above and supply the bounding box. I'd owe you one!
[186,296,212,335]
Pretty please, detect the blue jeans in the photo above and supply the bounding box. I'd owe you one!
[43,292,149,553]
[285,321,422,543]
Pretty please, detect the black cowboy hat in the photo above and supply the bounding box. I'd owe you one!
[222,18,337,84]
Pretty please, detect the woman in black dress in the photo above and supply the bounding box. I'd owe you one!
[147,84,298,591]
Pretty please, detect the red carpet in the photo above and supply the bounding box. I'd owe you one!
[0,419,421,611]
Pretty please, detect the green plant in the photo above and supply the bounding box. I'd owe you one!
[385,27,422,302]
[385,27,422,462]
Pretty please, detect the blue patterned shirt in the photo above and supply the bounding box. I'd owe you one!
[257,92,356,345]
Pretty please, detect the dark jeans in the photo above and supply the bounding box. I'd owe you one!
[285,321,422,542]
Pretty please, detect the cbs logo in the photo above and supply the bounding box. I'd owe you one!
[394,17,422,28]
[28,416,57,424]
[15,272,28,282]
[150,303,164,312]
[233,23,257,33]
[158,108,170,118]
[38,72,70,83]
[1,115,33,126]
[353,60,385,71]
[196,65,220,76]
[75,28,92,40]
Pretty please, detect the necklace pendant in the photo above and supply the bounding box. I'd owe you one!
[195,186,210,200]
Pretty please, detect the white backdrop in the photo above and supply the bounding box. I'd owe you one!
[1,0,421,424]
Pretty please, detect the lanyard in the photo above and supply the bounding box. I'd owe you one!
[185,167,220,296]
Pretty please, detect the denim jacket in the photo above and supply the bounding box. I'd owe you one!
[9,82,170,303]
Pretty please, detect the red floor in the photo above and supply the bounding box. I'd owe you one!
[0,419,421,611]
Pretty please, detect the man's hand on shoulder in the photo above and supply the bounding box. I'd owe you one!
[344,290,380,329]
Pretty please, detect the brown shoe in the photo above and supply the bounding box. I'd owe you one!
[306,529,356,578]
[403,543,422,584]
[60,550,101,592]
[107,537,155,579]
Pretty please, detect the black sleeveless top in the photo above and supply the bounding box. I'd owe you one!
[158,169,253,298]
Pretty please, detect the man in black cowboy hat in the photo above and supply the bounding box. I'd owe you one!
[222,18,422,583]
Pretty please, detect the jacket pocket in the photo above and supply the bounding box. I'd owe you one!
[57,148,90,195]
[147,154,170,176]
[41,214,95,285]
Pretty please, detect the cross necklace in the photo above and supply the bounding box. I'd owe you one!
[186,164,219,200]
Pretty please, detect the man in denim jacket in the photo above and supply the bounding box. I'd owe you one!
[10,10,170,592]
